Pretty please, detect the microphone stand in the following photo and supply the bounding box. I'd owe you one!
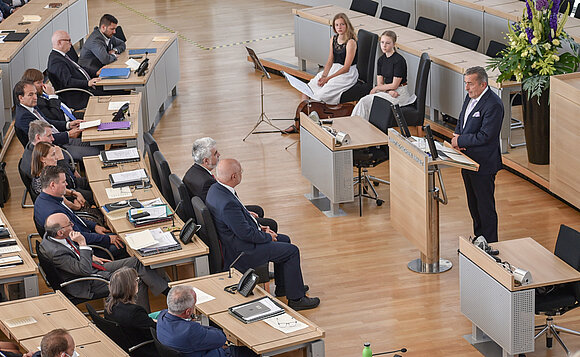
[228,252,245,278]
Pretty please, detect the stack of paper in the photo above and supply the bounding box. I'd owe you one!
[109,169,148,188]
[79,120,101,130]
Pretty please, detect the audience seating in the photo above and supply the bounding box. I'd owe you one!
[400,52,431,130]
[451,28,480,51]
[485,40,507,58]
[415,17,446,39]
[340,29,379,103]
[379,6,410,27]
[152,151,175,208]
[349,0,378,16]
[143,132,161,189]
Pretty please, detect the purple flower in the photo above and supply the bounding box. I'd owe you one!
[525,27,534,43]
[526,0,533,20]
[536,0,549,11]
[551,0,560,14]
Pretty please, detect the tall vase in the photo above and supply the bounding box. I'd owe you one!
[521,88,550,165]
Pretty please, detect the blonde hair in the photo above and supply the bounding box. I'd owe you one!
[332,13,357,42]
[381,30,397,44]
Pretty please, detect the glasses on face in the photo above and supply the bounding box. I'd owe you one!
[60,38,72,43]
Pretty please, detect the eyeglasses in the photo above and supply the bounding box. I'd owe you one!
[60,38,72,42]
[276,317,297,328]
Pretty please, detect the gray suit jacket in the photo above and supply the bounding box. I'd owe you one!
[79,27,126,77]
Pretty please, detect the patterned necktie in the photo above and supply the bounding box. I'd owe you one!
[65,237,107,271]
[33,109,59,134]
[42,93,76,121]
[64,54,91,80]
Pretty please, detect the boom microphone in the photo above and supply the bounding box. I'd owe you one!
[228,252,245,278]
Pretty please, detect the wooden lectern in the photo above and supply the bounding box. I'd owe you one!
[388,128,479,273]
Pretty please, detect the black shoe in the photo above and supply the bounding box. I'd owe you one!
[275,285,309,297]
[288,296,320,311]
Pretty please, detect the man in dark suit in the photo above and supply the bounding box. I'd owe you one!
[79,14,126,77]
[206,159,319,311]
[39,213,170,310]
[452,66,503,243]
[34,166,127,259]
[183,137,278,232]
[48,30,101,110]
[157,286,256,357]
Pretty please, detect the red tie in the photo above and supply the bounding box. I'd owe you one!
[65,238,107,271]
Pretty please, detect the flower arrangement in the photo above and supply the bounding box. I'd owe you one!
[487,0,580,100]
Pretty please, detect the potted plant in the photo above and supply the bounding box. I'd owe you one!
[488,0,580,164]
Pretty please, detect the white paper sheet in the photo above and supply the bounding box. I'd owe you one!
[125,58,141,70]
[79,119,101,130]
[264,313,308,334]
[110,169,147,185]
[124,230,158,250]
[141,198,163,207]
[108,101,131,111]
[105,187,132,199]
[0,245,21,254]
[22,15,41,22]
[281,71,318,101]
[192,287,215,305]
[104,148,139,161]
[4,316,37,328]
[152,36,169,42]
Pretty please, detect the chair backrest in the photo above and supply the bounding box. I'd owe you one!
[369,96,396,133]
[143,132,161,189]
[356,29,379,84]
[86,303,132,352]
[554,224,580,298]
[114,25,127,42]
[168,173,194,222]
[560,0,573,14]
[415,17,446,38]
[191,196,223,274]
[36,239,63,290]
[18,158,38,202]
[486,40,507,58]
[15,126,28,147]
[414,52,431,110]
[451,28,480,51]
[379,6,410,27]
[150,327,183,357]
[350,0,378,16]
[153,151,175,208]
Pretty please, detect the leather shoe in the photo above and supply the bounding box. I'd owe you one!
[282,125,298,134]
[288,296,320,311]
[275,285,309,297]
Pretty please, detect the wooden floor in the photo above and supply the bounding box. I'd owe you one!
[2,0,580,356]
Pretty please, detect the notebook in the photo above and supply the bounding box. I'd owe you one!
[229,297,285,323]
[3,32,28,42]
[98,121,131,131]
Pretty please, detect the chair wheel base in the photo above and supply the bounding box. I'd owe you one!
[373,181,379,186]
[376,199,384,206]
[546,337,552,348]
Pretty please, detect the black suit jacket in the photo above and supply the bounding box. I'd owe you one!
[183,163,214,202]
[37,94,66,122]
[454,88,504,175]
[14,104,69,146]
[104,302,158,357]
[47,50,92,109]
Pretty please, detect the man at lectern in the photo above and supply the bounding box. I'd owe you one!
[452,66,503,243]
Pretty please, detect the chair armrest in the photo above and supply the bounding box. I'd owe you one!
[128,340,154,352]
[60,275,109,288]
[55,88,94,96]
[88,245,114,260]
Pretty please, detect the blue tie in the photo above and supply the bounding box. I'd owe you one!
[42,93,76,121]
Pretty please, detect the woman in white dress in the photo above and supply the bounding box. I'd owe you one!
[283,13,358,133]
[351,30,416,121]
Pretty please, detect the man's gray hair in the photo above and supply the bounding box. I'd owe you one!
[465,66,488,85]
[167,285,196,315]
[28,120,51,143]
[191,137,216,165]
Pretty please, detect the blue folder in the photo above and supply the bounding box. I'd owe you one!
[99,67,131,79]
[129,48,157,55]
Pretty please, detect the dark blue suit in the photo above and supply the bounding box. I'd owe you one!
[206,183,306,300]
[15,104,69,146]
[455,87,503,243]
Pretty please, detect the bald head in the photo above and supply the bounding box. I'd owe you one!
[52,31,72,52]
[215,158,242,187]
[45,213,69,238]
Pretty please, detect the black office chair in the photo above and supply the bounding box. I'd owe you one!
[350,0,378,16]
[86,303,157,357]
[18,157,36,209]
[143,132,161,189]
[149,327,183,357]
[168,173,195,222]
[400,52,431,129]
[14,126,29,147]
[340,29,379,103]
[560,0,574,14]
[379,6,411,27]
[451,28,480,51]
[114,25,127,42]
[485,40,507,58]
[415,17,446,39]
[153,151,175,208]
[36,240,110,306]
[534,225,580,355]
[352,96,393,216]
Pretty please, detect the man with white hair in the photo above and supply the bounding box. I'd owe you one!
[157,285,256,357]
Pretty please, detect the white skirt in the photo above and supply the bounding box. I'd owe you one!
[308,63,359,105]
[351,85,417,121]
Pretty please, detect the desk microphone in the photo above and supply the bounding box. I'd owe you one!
[372,348,407,356]
[228,252,245,278]
[171,200,183,228]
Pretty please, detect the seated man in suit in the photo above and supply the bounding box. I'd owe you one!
[39,329,75,357]
[206,159,319,311]
[34,166,127,259]
[14,80,100,161]
[79,14,126,77]
[48,30,102,110]
[20,121,72,178]
[183,137,277,232]
[157,285,256,357]
[39,213,170,310]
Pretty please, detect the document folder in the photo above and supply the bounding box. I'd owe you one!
[228,297,285,323]
[100,67,131,79]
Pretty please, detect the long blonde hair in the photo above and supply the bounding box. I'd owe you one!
[332,13,357,42]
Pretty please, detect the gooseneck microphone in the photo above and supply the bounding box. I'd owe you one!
[228,252,245,278]
[171,200,183,228]
[372,348,407,356]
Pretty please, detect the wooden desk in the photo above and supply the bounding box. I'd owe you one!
[292,5,366,25]
[96,33,180,133]
[82,156,146,183]
[171,271,325,357]
[90,180,159,206]
[0,0,88,127]
[81,94,141,149]
[397,37,471,58]
[299,114,388,217]
[459,236,580,356]
[0,291,128,356]
[0,209,38,298]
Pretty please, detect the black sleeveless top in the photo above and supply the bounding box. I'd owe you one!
[332,35,357,66]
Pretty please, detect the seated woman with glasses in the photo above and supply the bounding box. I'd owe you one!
[104,267,159,357]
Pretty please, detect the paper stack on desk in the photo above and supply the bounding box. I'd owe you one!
[109,169,147,188]
[125,228,181,256]
[79,119,101,130]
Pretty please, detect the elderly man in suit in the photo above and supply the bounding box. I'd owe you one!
[47,30,101,110]
[79,14,126,77]
[452,66,504,243]
[39,212,170,310]
[206,158,319,311]
[183,137,277,232]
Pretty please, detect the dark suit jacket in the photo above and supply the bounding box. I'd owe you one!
[37,94,67,122]
[454,88,504,175]
[105,303,158,357]
[156,309,227,357]
[183,163,214,202]
[14,104,69,146]
[79,27,126,77]
[206,183,272,268]
[47,49,92,109]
